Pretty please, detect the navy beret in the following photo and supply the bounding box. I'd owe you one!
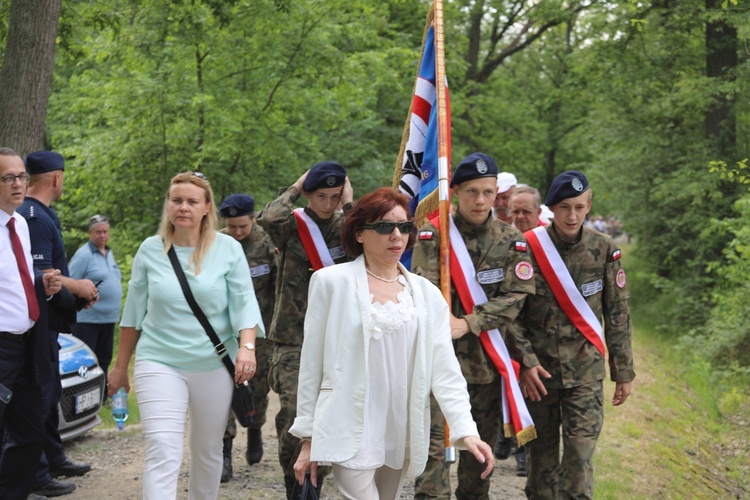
[450,152,498,187]
[302,161,347,192]
[545,170,590,206]
[220,194,255,218]
[26,151,65,174]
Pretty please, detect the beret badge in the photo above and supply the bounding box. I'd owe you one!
[476,159,488,174]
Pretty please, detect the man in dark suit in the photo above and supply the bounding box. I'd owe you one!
[0,147,63,500]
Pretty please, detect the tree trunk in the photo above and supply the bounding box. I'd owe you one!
[0,0,63,157]
[704,0,737,156]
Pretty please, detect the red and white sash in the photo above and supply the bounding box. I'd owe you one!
[434,215,536,444]
[293,208,334,271]
[525,226,606,355]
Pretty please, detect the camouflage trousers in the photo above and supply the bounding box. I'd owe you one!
[268,343,330,499]
[224,338,273,439]
[525,380,603,500]
[414,380,502,500]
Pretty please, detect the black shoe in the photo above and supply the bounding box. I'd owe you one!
[246,428,263,466]
[221,438,233,483]
[494,437,513,460]
[31,480,76,497]
[50,459,91,478]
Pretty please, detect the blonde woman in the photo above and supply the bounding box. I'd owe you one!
[108,172,263,499]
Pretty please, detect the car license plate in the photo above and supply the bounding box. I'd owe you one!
[75,388,101,413]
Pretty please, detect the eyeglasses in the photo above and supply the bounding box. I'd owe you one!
[191,171,209,182]
[1,173,31,185]
[361,221,415,235]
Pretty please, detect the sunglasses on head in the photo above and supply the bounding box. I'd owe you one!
[361,221,415,235]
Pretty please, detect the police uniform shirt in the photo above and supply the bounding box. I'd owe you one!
[17,197,69,276]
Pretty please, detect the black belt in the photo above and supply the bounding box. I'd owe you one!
[0,330,31,340]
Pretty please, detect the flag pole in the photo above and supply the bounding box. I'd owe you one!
[433,0,455,464]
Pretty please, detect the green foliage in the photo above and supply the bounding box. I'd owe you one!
[47,0,424,266]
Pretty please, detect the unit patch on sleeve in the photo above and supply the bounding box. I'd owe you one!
[419,231,434,240]
[514,261,534,281]
[616,268,627,288]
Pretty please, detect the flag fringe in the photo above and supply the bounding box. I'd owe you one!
[414,189,439,227]
[515,426,537,447]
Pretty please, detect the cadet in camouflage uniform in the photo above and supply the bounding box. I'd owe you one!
[511,170,635,500]
[256,162,353,499]
[411,153,535,500]
[218,194,278,482]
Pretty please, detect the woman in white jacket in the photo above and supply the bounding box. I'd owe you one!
[290,187,494,499]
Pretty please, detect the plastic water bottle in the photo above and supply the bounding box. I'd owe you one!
[111,387,129,431]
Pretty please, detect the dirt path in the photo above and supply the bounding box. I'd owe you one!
[61,392,526,499]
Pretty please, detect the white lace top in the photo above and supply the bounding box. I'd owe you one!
[339,275,419,470]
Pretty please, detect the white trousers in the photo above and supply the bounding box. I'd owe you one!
[332,461,409,500]
[134,359,233,500]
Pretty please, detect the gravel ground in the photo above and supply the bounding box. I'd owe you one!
[58,393,526,499]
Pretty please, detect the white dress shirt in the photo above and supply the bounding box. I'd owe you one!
[0,210,36,334]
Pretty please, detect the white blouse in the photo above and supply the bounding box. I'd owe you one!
[339,275,419,470]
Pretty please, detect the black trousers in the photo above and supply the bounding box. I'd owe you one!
[0,331,44,500]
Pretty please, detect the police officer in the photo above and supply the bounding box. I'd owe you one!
[217,194,277,482]
[411,153,534,499]
[16,151,95,497]
[512,170,635,499]
[256,162,353,499]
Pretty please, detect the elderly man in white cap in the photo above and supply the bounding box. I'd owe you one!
[494,172,517,224]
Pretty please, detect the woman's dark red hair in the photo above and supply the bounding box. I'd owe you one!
[341,187,416,257]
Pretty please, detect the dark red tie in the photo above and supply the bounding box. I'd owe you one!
[7,217,40,322]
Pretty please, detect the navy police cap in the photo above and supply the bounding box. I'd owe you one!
[220,194,255,218]
[450,152,498,187]
[26,151,65,174]
[545,170,590,207]
[302,161,347,192]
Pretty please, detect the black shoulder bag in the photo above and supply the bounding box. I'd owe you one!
[167,245,255,427]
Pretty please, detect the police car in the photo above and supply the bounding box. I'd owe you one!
[57,334,106,441]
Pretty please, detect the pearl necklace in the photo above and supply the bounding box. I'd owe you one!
[366,268,401,283]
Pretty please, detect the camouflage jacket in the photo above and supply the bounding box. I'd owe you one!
[510,225,635,389]
[220,223,277,332]
[411,212,535,384]
[256,186,349,345]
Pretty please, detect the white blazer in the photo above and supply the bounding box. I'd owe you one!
[289,254,479,476]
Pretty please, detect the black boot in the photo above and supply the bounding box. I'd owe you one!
[221,438,233,483]
[494,436,514,460]
[246,427,263,465]
[515,447,527,477]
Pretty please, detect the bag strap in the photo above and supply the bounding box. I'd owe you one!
[167,245,236,379]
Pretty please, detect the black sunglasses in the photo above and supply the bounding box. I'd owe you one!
[191,171,209,182]
[361,221,415,235]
